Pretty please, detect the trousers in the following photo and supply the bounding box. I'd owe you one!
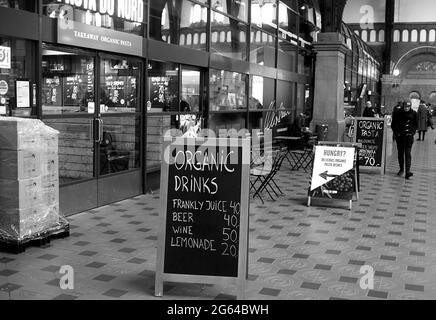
[396,135,414,173]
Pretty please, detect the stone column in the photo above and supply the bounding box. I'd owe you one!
[311,33,349,142]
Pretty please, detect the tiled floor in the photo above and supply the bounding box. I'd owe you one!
[1,131,436,300]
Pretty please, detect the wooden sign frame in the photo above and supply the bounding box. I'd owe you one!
[155,137,250,300]
[353,117,388,175]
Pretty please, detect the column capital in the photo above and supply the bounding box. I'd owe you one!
[313,33,350,55]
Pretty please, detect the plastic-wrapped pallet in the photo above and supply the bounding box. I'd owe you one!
[0,116,68,242]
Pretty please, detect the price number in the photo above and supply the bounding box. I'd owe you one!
[221,202,240,258]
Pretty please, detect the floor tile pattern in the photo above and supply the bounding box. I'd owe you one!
[1,132,436,300]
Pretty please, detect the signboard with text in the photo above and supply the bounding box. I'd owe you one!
[308,145,357,210]
[155,138,250,300]
[58,20,143,57]
[353,117,387,174]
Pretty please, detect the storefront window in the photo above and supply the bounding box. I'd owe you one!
[0,0,36,11]
[211,13,247,60]
[279,1,298,36]
[209,113,247,135]
[0,37,36,117]
[210,69,247,111]
[42,48,95,115]
[251,0,277,31]
[100,57,141,113]
[249,75,275,110]
[148,60,179,113]
[42,0,146,37]
[150,0,207,51]
[277,79,295,110]
[181,67,201,113]
[277,39,296,72]
[250,29,276,68]
[211,0,248,22]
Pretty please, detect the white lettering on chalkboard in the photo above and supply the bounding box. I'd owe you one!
[170,237,217,252]
[174,175,218,194]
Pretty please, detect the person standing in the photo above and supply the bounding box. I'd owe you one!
[362,101,377,117]
[391,102,418,180]
[391,101,403,141]
[417,101,428,141]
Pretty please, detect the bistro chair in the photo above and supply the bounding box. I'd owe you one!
[287,132,317,172]
[250,148,287,203]
[100,132,130,175]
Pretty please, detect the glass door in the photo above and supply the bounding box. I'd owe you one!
[41,46,99,215]
[42,47,144,215]
[96,54,143,206]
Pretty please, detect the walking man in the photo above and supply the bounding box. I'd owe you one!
[391,102,418,180]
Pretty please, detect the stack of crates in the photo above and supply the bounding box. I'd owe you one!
[0,117,64,241]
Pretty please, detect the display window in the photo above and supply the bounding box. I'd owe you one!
[209,69,247,111]
[42,48,95,115]
[100,57,140,113]
[0,37,36,117]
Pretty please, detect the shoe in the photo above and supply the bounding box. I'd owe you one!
[405,172,414,180]
[397,170,404,176]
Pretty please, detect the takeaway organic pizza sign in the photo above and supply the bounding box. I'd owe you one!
[310,146,355,200]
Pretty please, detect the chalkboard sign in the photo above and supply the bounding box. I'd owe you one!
[353,118,387,174]
[155,137,250,299]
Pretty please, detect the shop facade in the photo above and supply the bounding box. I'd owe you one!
[0,0,321,216]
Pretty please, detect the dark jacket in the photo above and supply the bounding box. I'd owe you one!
[363,106,377,117]
[392,108,418,137]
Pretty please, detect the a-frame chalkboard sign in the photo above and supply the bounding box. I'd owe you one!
[155,137,250,300]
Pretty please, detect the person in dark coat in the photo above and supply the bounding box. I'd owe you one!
[391,101,418,179]
[362,101,377,117]
[391,101,403,141]
[417,101,429,141]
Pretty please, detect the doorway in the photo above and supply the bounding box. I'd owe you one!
[41,46,143,216]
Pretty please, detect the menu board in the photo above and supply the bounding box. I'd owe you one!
[155,138,250,298]
[353,118,387,173]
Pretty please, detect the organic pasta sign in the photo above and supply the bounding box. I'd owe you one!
[56,0,144,23]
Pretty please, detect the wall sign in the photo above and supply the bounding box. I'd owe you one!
[0,80,8,95]
[353,117,387,174]
[16,80,31,108]
[155,137,250,299]
[308,145,358,210]
[0,46,11,69]
[55,0,144,23]
[58,20,143,57]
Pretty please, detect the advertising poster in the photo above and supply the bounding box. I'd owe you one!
[309,146,356,201]
[16,80,30,108]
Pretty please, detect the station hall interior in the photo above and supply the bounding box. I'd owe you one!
[0,0,436,300]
